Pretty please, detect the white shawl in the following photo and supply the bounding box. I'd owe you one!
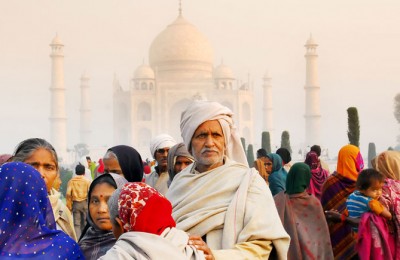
[99,228,205,260]
[167,159,290,259]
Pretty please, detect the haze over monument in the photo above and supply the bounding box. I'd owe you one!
[1,1,399,162]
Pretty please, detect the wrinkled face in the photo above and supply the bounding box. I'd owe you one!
[361,180,384,200]
[174,156,193,174]
[264,157,273,174]
[103,157,123,176]
[155,147,170,171]
[191,120,225,173]
[24,148,58,192]
[89,182,115,231]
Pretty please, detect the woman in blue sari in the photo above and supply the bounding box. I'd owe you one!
[0,162,83,259]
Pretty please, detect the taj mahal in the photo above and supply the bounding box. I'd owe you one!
[49,9,321,160]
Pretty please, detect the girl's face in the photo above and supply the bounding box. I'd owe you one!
[24,148,58,192]
[89,182,115,231]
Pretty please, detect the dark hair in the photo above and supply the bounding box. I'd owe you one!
[256,148,268,158]
[75,164,86,175]
[356,168,385,190]
[276,147,291,164]
[12,138,59,170]
[310,145,321,157]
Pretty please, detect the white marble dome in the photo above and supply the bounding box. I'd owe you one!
[149,15,214,79]
[214,63,234,79]
[134,64,155,79]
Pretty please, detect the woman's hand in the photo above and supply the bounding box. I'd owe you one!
[188,235,215,260]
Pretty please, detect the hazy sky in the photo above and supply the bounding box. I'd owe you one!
[1,0,399,160]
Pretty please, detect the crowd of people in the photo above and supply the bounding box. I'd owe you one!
[1,100,400,259]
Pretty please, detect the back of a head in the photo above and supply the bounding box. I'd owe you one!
[276,147,291,164]
[310,145,322,157]
[257,148,268,159]
[75,164,86,175]
[286,162,311,195]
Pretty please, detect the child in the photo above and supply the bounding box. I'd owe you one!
[346,168,392,231]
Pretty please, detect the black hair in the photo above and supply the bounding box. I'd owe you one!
[356,168,385,190]
[256,148,268,158]
[75,164,86,175]
[310,145,321,157]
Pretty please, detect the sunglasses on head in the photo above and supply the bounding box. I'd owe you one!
[156,148,170,154]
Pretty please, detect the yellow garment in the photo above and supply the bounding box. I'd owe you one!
[48,188,77,241]
[66,175,91,210]
[369,199,384,215]
[336,144,360,181]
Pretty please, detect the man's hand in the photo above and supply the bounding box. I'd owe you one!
[188,235,215,260]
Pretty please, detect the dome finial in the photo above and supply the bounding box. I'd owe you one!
[179,0,182,16]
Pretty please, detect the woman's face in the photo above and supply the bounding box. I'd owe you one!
[24,148,58,192]
[103,157,123,176]
[89,182,115,231]
[263,157,273,174]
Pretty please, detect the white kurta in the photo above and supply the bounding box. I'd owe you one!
[166,158,290,260]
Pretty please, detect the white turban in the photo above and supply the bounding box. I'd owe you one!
[150,134,177,158]
[180,100,247,165]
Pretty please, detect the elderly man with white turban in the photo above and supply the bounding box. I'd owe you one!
[145,134,177,195]
[166,101,290,260]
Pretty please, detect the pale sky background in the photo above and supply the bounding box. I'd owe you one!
[1,0,399,162]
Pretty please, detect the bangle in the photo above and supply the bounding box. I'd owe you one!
[341,214,346,223]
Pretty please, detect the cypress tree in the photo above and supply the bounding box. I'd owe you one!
[240,137,246,153]
[368,142,376,168]
[247,144,255,167]
[347,107,360,147]
[280,131,292,154]
[261,131,272,153]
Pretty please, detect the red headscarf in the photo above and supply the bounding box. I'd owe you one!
[118,182,176,235]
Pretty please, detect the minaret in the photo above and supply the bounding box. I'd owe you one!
[79,71,91,145]
[262,71,274,145]
[49,35,67,159]
[304,35,321,146]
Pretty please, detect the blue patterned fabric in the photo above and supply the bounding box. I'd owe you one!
[0,162,83,259]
